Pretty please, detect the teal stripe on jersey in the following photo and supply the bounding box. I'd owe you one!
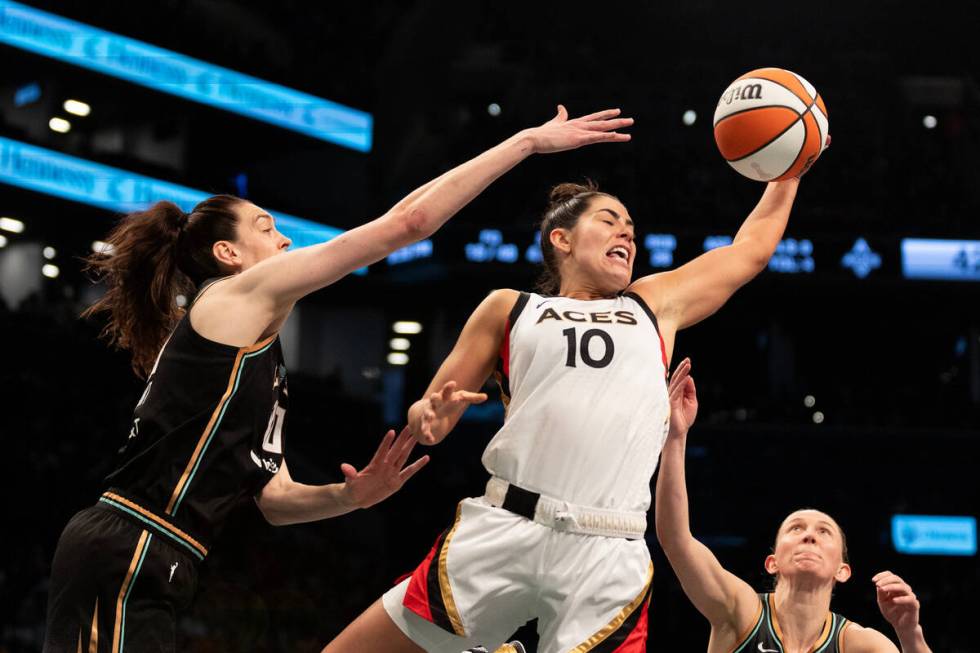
[171,340,276,516]
[732,605,765,653]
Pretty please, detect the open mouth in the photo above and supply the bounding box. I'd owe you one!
[606,246,630,265]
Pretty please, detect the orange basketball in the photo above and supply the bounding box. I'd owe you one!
[713,68,829,181]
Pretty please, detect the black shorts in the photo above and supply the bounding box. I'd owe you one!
[43,503,199,653]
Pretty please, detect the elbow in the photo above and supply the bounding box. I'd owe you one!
[731,241,772,277]
[255,490,290,526]
[393,205,433,242]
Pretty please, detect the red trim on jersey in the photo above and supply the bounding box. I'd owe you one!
[402,534,440,623]
[500,318,511,378]
[658,332,668,378]
[611,593,651,653]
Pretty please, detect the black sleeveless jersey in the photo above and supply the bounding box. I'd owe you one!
[99,281,287,562]
[731,593,850,653]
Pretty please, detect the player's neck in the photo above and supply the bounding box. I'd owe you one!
[771,583,833,652]
[558,277,618,301]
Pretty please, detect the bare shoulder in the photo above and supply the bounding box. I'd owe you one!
[843,622,900,653]
[189,276,277,346]
[626,271,675,315]
[479,288,522,318]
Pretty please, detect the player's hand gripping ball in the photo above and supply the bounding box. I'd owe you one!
[713,68,829,181]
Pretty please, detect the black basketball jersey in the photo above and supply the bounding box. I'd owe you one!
[732,593,850,653]
[99,279,287,562]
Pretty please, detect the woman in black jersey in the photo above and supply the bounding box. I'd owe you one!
[656,359,934,653]
[42,105,633,653]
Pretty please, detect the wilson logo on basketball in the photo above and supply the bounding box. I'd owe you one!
[719,83,763,105]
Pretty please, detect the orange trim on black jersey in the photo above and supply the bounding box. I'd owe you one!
[165,334,277,514]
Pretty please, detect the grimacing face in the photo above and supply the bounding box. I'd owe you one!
[227,202,292,271]
[553,195,636,293]
[766,510,851,586]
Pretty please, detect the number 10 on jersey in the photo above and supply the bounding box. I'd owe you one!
[562,328,615,368]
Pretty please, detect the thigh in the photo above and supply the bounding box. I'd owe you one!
[380,499,543,651]
[537,536,653,653]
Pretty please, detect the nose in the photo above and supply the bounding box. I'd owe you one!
[280,236,292,250]
[802,531,817,544]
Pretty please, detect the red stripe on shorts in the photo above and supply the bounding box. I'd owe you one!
[402,533,441,623]
[610,593,651,653]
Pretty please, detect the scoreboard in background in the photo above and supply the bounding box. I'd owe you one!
[387,228,980,284]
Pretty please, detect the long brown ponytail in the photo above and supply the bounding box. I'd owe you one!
[82,195,242,377]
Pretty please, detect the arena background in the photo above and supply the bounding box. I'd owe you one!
[1,1,977,651]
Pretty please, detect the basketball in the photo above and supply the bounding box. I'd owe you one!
[713,68,829,181]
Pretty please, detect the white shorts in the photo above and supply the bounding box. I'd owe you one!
[383,497,653,653]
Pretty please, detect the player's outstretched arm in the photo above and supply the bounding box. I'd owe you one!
[408,289,519,445]
[232,106,633,314]
[630,179,798,336]
[254,427,429,525]
[655,359,760,639]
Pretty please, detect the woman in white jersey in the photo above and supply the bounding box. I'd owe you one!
[325,167,813,652]
[657,359,933,653]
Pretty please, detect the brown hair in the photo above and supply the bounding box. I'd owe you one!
[82,195,243,377]
[535,180,612,295]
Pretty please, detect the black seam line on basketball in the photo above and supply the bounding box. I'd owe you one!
[728,95,817,163]
[712,104,798,129]
[813,99,827,121]
[773,111,813,179]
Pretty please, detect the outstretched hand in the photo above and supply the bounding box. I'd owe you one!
[413,380,487,445]
[874,571,922,637]
[524,105,633,154]
[668,357,698,437]
[339,427,430,509]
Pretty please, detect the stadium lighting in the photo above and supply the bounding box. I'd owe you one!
[63,99,91,117]
[0,217,25,233]
[389,338,411,351]
[392,321,423,334]
[387,352,409,365]
[42,263,60,278]
[49,117,71,133]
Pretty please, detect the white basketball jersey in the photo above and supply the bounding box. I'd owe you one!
[482,291,670,513]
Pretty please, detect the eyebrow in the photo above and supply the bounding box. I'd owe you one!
[596,208,634,227]
[785,518,837,532]
[254,213,273,223]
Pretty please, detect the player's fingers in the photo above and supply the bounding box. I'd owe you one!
[456,391,488,404]
[874,570,899,581]
[590,132,631,143]
[887,595,918,605]
[398,455,431,482]
[441,381,458,401]
[670,359,692,385]
[392,429,419,467]
[373,429,397,464]
[340,463,357,480]
[576,108,621,122]
[581,117,634,132]
[685,377,697,399]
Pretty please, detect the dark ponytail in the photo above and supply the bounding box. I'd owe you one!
[82,194,242,377]
[535,180,609,295]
